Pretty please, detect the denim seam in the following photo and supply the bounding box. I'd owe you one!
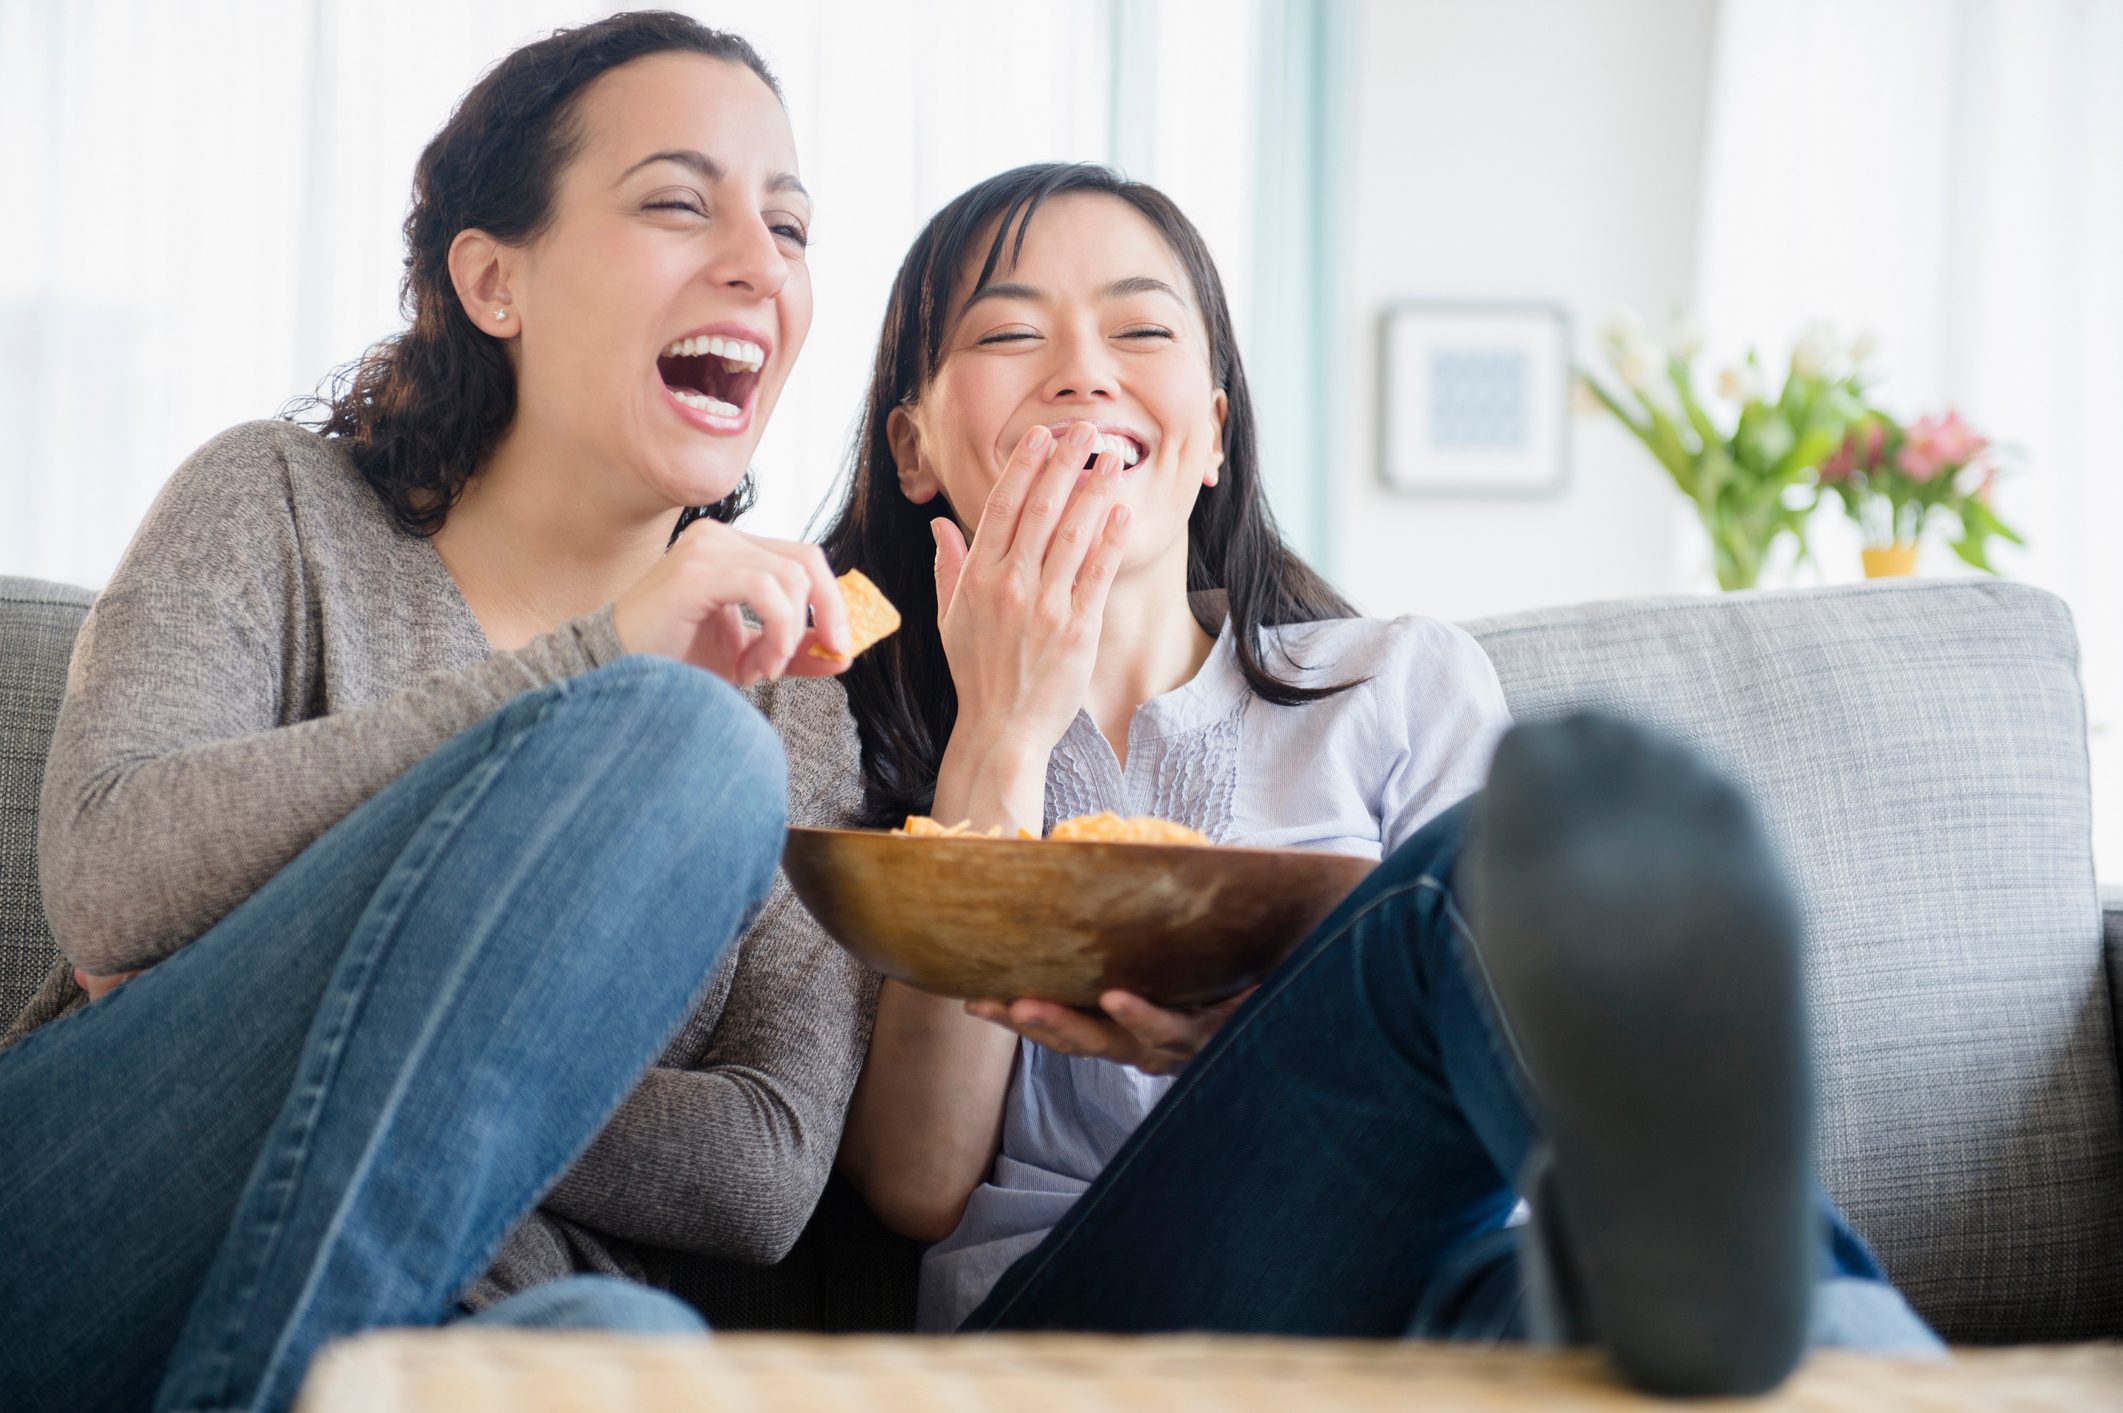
[171,699,551,1410]
[274,666,778,1372]
[1420,875,1543,1125]
[428,704,785,1318]
[245,664,733,1391]
[174,660,768,1409]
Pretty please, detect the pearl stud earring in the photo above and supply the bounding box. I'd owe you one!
[494,308,509,320]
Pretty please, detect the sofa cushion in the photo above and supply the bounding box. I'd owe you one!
[1466,579,2120,1344]
[1,576,91,1026]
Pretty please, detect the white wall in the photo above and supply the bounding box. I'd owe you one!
[1334,0,1717,622]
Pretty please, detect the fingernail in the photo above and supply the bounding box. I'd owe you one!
[930,519,945,549]
[1026,425,1052,452]
[1070,422,1097,447]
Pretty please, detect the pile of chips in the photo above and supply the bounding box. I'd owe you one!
[896,811,1209,846]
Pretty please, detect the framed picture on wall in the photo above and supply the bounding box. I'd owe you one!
[1377,300,1571,498]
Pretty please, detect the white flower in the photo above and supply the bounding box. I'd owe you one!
[1717,364,1764,404]
[1671,312,1706,360]
[1792,320,1838,378]
[1850,328,1881,367]
[1602,308,1652,362]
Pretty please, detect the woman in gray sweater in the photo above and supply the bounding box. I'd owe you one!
[0,15,872,1413]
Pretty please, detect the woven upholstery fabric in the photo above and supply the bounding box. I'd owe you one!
[2106,888,2123,1101]
[0,576,90,1027]
[1466,580,2120,1343]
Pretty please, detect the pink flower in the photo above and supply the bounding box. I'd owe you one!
[1822,421,1886,483]
[1896,410,1988,483]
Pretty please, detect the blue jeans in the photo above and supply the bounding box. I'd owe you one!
[966,799,1941,1354]
[0,658,781,1413]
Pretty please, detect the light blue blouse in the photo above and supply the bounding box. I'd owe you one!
[916,607,1514,1331]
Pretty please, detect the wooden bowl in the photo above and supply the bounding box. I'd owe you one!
[780,827,1377,1008]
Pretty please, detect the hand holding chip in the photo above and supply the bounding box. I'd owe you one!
[612,517,884,686]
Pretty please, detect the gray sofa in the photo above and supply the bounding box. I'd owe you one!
[4,572,2119,1343]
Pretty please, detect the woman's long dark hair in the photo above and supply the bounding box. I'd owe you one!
[817,162,1361,826]
[290,11,776,536]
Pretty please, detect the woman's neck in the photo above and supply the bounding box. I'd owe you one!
[1085,548,1218,771]
[431,419,673,649]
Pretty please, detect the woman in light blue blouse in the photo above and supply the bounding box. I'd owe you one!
[825,163,1941,1395]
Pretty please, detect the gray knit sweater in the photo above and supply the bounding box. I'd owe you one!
[5,419,877,1303]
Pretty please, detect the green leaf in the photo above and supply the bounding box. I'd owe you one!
[1949,533,1997,574]
[1666,356,1724,452]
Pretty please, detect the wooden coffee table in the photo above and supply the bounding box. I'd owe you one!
[297,1331,2123,1411]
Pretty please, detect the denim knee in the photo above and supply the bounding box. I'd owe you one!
[566,658,788,869]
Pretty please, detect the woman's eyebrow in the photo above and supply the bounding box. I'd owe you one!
[961,281,1043,311]
[615,149,809,201]
[1101,276,1183,303]
[961,276,1182,313]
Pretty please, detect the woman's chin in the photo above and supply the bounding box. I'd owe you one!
[651,454,751,512]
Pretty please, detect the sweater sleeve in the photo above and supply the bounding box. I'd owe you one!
[37,422,630,976]
[1377,619,1515,854]
[538,674,880,1265]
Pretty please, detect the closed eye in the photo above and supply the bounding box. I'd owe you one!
[976,330,1039,345]
[1119,327,1176,341]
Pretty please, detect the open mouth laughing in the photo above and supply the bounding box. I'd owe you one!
[658,326,770,432]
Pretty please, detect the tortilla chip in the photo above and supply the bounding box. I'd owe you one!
[1049,812,1211,846]
[808,568,901,661]
[896,815,1006,839]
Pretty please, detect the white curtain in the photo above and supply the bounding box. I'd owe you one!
[1693,0,2123,872]
[0,0,1129,580]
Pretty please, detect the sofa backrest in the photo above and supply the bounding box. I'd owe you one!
[1467,579,2119,1343]
[1,577,91,1023]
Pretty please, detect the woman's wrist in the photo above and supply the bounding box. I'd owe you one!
[934,726,1049,835]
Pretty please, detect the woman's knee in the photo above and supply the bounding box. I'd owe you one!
[562,659,788,848]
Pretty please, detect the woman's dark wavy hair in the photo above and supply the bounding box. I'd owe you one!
[818,162,1362,827]
[290,11,777,535]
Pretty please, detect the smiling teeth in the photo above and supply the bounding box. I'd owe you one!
[1091,433,1143,468]
[660,334,766,372]
[671,388,742,417]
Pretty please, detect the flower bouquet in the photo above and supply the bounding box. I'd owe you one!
[1578,320,1867,591]
[1818,409,2023,576]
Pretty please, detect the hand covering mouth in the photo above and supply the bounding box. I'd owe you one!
[657,333,766,416]
[1041,423,1148,470]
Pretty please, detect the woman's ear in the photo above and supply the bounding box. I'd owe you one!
[447,229,517,337]
[886,405,942,504]
[1205,388,1230,486]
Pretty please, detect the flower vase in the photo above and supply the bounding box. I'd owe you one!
[1862,543,1919,579]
